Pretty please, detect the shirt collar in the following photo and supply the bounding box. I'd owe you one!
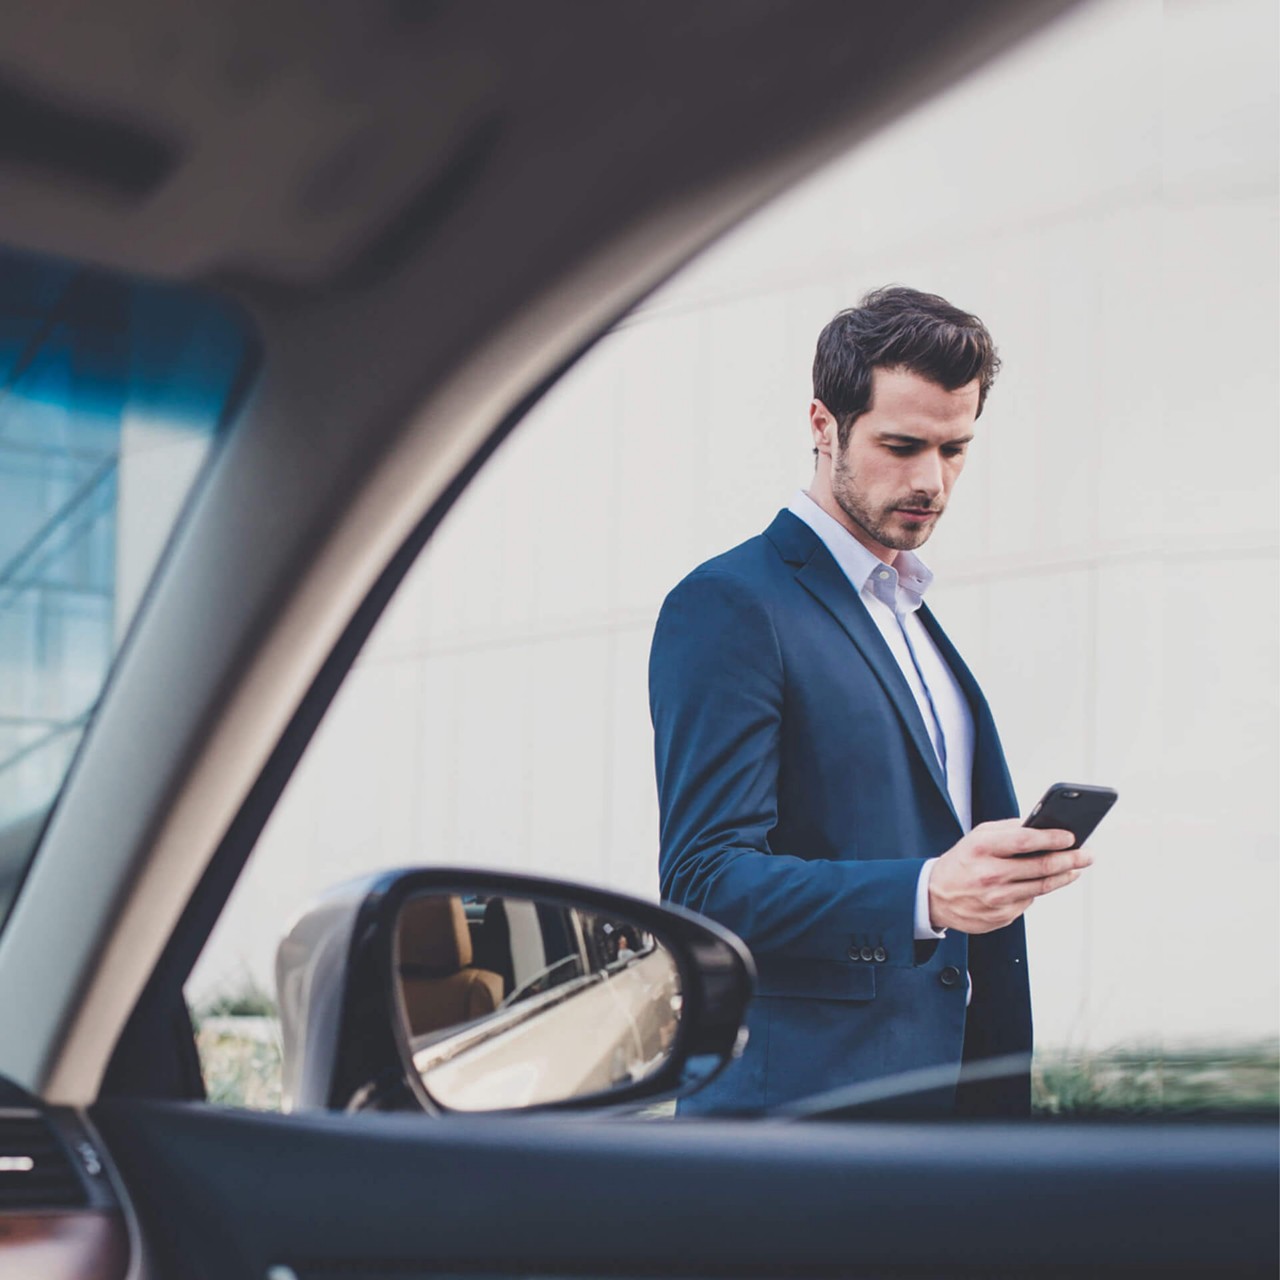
[787,490,934,606]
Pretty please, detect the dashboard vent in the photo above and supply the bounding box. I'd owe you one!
[0,1113,87,1209]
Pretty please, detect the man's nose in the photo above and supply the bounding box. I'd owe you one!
[908,451,944,498]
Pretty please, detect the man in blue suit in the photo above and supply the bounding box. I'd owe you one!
[650,287,1091,1116]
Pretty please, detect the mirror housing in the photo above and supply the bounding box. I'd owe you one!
[276,868,754,1114]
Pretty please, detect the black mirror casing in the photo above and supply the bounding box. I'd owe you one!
[298,868,754,1114]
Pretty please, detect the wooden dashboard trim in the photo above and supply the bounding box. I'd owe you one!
[0,1209,128,1280]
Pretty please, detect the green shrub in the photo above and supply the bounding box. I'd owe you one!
[1033,1044,1279,1116]
[197,1023,283,1111]
[190,976,283,1109]
[191,976,278,1022]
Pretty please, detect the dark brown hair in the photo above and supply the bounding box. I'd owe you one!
[813,286,1000,447]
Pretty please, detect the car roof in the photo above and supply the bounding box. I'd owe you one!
[0,0,1077,1101]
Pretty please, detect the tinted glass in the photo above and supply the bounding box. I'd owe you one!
[0,246,254,930]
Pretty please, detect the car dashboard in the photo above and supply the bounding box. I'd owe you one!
[1,1081,132,1280]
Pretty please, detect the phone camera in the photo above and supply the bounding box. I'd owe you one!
[1061,790,1080,799]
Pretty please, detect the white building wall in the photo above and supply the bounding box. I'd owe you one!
[193,0,1279,1054]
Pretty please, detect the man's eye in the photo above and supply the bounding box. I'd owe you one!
[942,447,966,458]
[886,445,915,456]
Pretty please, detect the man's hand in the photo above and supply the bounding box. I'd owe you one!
[927,818,1092,934]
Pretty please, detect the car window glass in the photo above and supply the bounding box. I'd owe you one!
[188,0,1278,1117]
[0,247,255,932]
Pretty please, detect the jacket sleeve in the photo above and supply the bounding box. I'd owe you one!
[649,568,925,966]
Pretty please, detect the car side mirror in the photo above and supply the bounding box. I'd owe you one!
[276,868,754,1114]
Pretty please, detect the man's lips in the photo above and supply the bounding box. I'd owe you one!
[895,508,938,522]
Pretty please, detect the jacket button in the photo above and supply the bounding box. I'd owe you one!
[848,945,861,961]
[939,965,962,988]
[860,947,875,962]
[873,947,886,963]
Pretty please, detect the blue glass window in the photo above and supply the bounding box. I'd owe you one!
[0,247,254,913]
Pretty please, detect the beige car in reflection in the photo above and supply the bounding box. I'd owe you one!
[396,894,682,1112]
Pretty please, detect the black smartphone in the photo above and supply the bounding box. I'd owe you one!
[1022,783,1118,850]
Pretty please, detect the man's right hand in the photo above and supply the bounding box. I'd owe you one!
[927,818,1092,934]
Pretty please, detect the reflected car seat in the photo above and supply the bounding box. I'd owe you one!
[396,895,504,1038]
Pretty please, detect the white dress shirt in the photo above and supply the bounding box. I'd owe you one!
[787,491,976,946]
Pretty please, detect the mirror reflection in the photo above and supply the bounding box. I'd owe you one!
[394,891,682,1111]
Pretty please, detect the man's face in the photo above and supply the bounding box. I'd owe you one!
[812,366,981,561]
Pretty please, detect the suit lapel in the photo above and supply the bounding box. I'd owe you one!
[765,511,955,818]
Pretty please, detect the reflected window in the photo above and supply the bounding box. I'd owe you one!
[0,247,255,925]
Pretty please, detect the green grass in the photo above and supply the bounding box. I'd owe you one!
[188,974,1279,1122]
[191,978,283,1110]
[1032,1044,1279,1117]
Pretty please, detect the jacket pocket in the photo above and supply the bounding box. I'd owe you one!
[754,955,875,1002]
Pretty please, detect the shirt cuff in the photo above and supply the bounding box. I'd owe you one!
[914,857,947,940]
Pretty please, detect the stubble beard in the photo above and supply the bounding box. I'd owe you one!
[831,450,943,552]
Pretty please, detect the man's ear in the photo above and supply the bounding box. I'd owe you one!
[809,399,837,458]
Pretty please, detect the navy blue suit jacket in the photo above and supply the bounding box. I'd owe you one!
[650,510,1031,1115]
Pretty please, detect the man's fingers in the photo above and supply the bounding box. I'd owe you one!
[985,824,1077,857]
[1006,848,1092,881]
[1034,867,1084,897]
[1018,827,1076,855]
[989,867,1084,912]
